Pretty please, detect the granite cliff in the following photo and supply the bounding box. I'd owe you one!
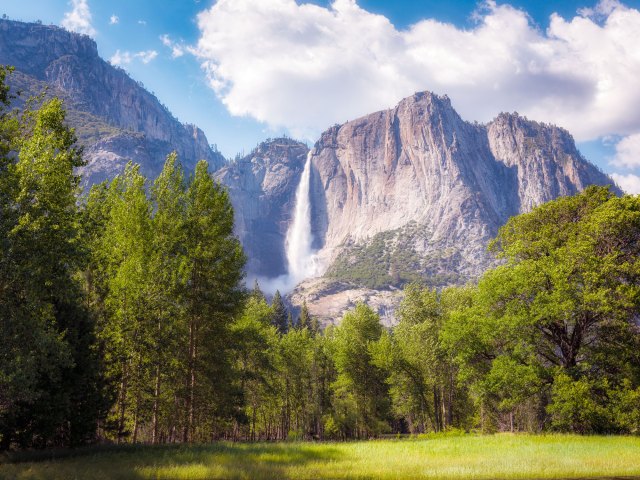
[289,92,617,324]
[0,19,225,184]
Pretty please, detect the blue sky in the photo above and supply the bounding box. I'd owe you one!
[3,0,640,191]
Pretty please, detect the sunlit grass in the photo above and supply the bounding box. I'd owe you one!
[2,434,640,480]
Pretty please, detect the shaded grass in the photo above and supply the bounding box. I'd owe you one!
[1,434,640,480]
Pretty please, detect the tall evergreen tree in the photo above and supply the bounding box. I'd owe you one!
[181,160,246,441]
[251,279,266,302]
[271,290,288,334]
[298,300,310,330]
[149,152,187,443]
[97,163,155,442]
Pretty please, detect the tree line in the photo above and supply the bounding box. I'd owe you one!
[1,65,639,450]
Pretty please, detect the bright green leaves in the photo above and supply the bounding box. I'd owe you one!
[446,185,640,433]
[85,154,246,443]
[332,304,390,438]
[0,71,103,449]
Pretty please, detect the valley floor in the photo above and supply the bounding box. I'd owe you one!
[1,434,640,480]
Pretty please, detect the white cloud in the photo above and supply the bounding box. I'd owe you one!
[193,0,640,144]
[136,50,158,64]
[109,14,119,25]
[138,19,147,26]
[110,49,158,66]
[61,0,96,37]
[160,34,185,58]
[611,133,640,168]
[610,172,640,194]
[110,50,131,65]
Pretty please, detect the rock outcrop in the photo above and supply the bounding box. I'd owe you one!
[0,19,225,185]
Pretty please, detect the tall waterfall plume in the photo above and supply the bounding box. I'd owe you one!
[285,151,319,286]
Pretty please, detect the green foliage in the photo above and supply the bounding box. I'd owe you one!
[331,304,390,438]
[270,290,289,334]
[547,373,611,433]
[327,224,463,290]
[444,186,640,433]
[84,155,247,443]
[375,284,474,433]
[0,66,106,449]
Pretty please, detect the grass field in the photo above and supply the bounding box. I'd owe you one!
[1,434,640,480]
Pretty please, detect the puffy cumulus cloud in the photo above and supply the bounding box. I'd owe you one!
[193,0,640,144]
[109,15,119,25]
[61,0,96,37]
[610,172,640,194]
[110,49,158,66]
[611,133,640,168]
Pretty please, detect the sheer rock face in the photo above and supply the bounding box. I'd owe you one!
[0,19,225,185]
[215,139,309,278]
[297,92,617,322]
[310,92,514,279]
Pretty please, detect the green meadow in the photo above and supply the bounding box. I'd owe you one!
[2,434,640,480]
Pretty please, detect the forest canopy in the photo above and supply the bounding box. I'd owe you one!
[1,65,639,450]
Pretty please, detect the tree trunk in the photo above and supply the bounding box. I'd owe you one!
[117,364,129,443]
[184,319,196,442]
[152,363,161,444]
[433,386,442,432]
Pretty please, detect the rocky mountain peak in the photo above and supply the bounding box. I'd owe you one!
[397,91,454,116]
[0,19,98,77]
[0,19,226,185]
[288,92,619,324]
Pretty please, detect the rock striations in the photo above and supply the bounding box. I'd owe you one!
[290,92,617,324]
[0,19,225,184]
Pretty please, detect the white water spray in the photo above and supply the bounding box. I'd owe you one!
[285,151,319,285]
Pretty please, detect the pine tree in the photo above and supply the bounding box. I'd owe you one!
[97,163,155,443]
[299,300,310,330]
[149,152,187,444]
[181,160,246,441]
[251,279,266,302]
[271,290,289,334]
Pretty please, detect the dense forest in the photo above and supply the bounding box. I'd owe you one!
[1,65,639,450]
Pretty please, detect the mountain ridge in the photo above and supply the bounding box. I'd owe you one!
[0,19,225,184]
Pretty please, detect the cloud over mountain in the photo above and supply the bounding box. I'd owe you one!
[193,0,640,148]
[61,0,96,37]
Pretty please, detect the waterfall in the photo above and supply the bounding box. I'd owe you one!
[254,150,319,295]
[285,151,318,285]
